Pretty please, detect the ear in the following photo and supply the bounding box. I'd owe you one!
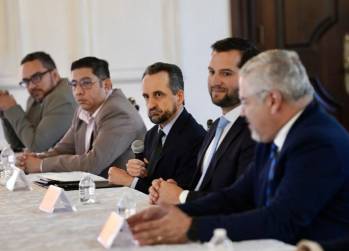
[103,78,113,91]
[175,89,185,105]
[51,69,60,84]
[269,90,283,114]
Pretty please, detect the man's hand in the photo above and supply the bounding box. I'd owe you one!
[127,205,168,228]
[128,204,192,245]
[126,159,148,178]
[16,154,27,169]
[0,91,17,110]
[108,166,133,186]
[148,178,163,204]
[157,180,183,205]
[296,240,324,251]
[16,154,42,173]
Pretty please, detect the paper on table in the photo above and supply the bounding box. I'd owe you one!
[39,172,106,182]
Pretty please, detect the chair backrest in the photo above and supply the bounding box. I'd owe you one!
[310,77,342,120]
[128,97,140,111]
[207,119,213,131]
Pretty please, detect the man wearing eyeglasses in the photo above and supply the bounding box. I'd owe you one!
[0,51,76,152]
[17,56,146,178]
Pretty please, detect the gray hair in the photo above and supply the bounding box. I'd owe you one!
[240,49,314,101]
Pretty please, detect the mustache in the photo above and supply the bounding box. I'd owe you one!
[29,87,42,92]
[149,108,162,114]
[210,86,227,92]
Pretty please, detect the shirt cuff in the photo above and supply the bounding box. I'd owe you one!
[130,177,139,189]
[179,190,189,204]
[39,159,44,172]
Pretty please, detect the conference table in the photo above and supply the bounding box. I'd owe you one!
[0,172,295,251]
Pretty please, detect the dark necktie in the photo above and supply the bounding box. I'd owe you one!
[147,129,165,176]
[264,143,278,206]
[88,131,94,152]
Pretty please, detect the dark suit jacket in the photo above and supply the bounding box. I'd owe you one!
[179,101,349,244]
[320,237,349,251]
[187,116,255,201]
[135,108,206,193]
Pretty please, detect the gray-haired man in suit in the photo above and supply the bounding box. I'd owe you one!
[17,56,146,177]
[0,51,76,152]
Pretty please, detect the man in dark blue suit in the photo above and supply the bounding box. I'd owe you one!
[127,50,349,246]
[148,38,257,205]
[108,62,206,193]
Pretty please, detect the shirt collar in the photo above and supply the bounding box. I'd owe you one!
[222,105,241,124]
[159,106,184,136]
[274,109,304,151]
[78,90,112,124]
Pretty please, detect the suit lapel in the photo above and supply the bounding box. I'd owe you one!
[212,117,246,162]
[196,122,217,167]
[190,121,217,186]
[199,117,247,190]
[75,118,87,154]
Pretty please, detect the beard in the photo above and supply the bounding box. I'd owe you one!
[29,77,55,103]
[148,104,178,125]
[29,88,45,102]
[209,87,240,108]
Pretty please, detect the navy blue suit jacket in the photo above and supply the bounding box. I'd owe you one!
[179,101,349,244]
[187,116,255,201]
[135,108,206,193]
[320,237,349,251]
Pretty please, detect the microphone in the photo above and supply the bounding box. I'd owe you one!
[131,140,144,161]
[207,119,213,130]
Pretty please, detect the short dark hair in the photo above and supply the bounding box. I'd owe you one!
[142,62,184,94]
[211,37,259,68]
[71,56,110,80]
[21,51,56,70]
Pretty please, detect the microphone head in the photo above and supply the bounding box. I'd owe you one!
[131,140,144,154]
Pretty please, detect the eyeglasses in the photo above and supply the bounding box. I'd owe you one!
[19,69,53,87]
[68,78,100,90]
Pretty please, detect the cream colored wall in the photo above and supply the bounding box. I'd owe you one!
[0,0,231,148]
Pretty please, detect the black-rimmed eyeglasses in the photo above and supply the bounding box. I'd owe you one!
[68,78,101,90]
[19,69,53,87]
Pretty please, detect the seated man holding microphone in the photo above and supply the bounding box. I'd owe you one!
[108,62,206,193]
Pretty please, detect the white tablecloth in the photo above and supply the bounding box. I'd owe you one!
[0,173,295,251]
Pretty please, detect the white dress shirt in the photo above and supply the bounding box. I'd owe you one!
[273,109,304,152]
[78,90,112,153]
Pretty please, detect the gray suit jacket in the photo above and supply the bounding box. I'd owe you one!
[40,89,146,177]
[1,79,76,152]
